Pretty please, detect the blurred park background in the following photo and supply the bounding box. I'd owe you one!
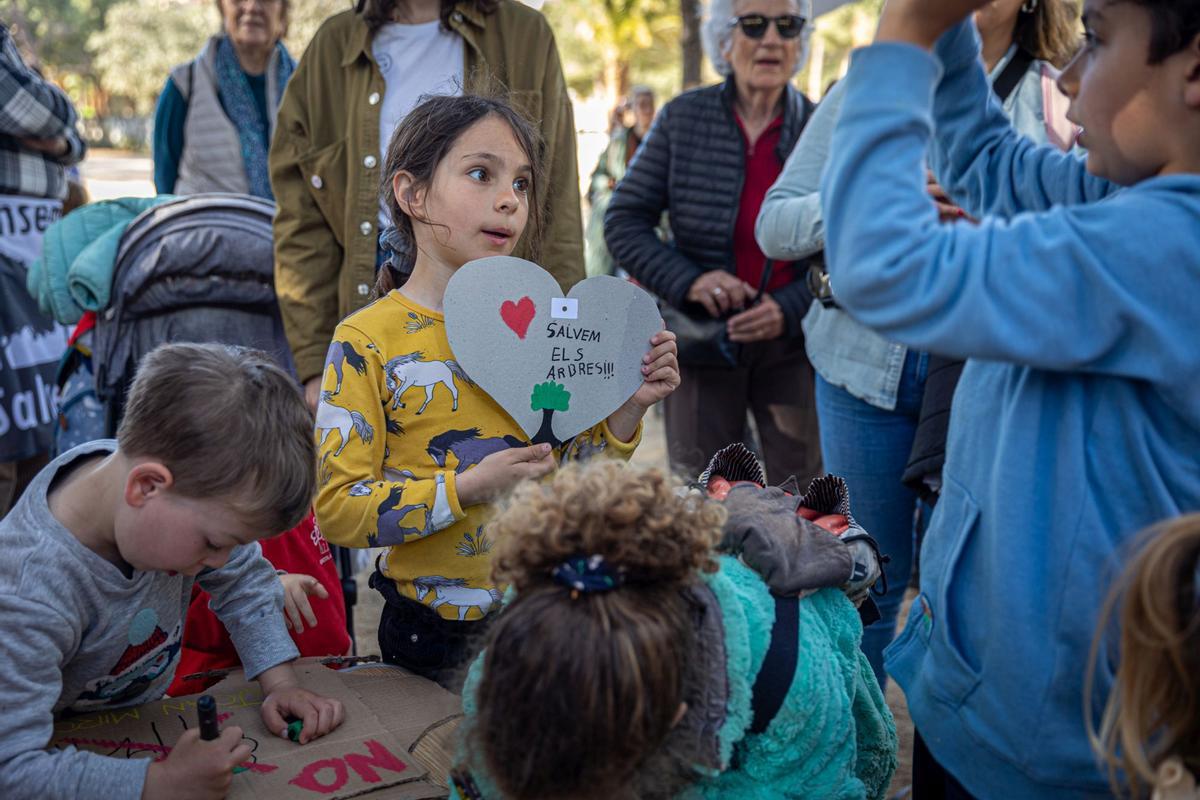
[2,0,882,197]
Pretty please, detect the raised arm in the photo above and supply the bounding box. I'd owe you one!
[821,40,1200,392]
[756,79,847,261]
[926,21,1113,217]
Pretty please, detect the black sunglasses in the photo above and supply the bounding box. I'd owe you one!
[730,13,807,40]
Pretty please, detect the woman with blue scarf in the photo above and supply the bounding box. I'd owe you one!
[153,0,295,199]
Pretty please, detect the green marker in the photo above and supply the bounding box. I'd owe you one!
[287,719,304,743]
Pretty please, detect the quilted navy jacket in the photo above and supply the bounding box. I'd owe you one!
[604,77,816,335]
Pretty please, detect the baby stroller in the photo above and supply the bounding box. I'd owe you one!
[54,193,359,649]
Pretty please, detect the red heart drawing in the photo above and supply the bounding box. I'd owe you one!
[500,296,536,339]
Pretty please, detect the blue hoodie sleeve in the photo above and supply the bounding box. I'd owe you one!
[927,22,1113,217]
[820,39,1200,384]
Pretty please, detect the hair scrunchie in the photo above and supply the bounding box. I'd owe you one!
[552,554,624,596]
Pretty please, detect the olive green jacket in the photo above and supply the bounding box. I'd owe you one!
[269,1,584,382]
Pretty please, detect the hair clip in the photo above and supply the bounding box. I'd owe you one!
[552,554,624,597]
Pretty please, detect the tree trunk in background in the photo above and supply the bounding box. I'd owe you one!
[681,0,702,89]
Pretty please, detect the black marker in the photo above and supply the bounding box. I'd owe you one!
[197,694,220,741]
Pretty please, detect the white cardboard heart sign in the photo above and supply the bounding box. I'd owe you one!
[444,257,661,446]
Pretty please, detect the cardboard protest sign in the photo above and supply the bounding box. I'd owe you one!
[51,660,463,800]
[444,257,661,445]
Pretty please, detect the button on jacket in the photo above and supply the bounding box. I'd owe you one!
[270,1,584,383]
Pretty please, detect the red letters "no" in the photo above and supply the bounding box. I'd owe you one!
[288,739,408,794]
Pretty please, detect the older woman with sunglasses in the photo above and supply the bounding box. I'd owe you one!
[605,0,821,484]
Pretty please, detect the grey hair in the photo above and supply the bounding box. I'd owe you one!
[629,84,655,100]
[701,0,813,78]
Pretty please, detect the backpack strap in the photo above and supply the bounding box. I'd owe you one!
[749,593,800,735]
[993,48,1034,104]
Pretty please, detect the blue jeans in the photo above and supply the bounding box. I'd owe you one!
[815,351,927,687]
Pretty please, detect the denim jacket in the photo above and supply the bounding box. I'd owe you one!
[756,46,1072,410]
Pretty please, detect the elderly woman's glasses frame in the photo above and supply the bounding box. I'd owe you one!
[729,14,807,39]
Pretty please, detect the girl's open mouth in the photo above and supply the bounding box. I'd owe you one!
[482,229,514,246]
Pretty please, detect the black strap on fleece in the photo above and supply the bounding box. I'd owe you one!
[749,593,800,735]
[993,48,1035,103]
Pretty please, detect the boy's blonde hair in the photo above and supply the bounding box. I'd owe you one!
[1087,514,1200,796]
[117,343,315,534]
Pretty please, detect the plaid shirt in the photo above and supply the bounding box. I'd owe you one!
[0,23,85,200]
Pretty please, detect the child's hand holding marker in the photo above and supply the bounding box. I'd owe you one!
[141,725,251,800]
[258,663,346,745]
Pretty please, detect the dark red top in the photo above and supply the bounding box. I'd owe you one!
[166,511,350,696]
[733,113,793,294]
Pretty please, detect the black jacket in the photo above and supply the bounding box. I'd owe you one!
[603,77,815,335]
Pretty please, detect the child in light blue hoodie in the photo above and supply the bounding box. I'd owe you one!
[819,0,1200,798]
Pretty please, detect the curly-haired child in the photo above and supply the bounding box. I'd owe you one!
[448,459,897,800]
[1088,514,1200,800]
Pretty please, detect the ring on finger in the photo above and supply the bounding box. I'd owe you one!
[712,286,723,296]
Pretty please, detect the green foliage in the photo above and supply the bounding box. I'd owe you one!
[542,0,683,100]
[4,0,119,75]
[88,0,213,115]
[530,381,571,412]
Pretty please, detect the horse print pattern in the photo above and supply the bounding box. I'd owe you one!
[413,575,501,620]
[316,392,374,456]
[369,485,431,547]
[323,340,368,395]
[426,428,524,472]
[314,296,635,624]
[383,352,474,414]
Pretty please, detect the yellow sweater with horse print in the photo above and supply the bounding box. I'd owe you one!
[314,291,640,621]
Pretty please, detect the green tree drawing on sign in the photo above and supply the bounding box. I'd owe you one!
[530,381,570,448]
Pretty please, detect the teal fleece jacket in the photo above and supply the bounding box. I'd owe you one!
[820,22,1200,800]
[28,195,173,324]
[451,557,897,799]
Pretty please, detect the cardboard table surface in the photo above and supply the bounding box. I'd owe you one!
[51,659,464,799]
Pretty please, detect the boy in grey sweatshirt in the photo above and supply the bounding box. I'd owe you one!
[0,343,346,800]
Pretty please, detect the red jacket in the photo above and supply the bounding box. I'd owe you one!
[167,512,350,696]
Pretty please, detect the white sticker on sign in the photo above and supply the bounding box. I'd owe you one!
[550,297,579,320]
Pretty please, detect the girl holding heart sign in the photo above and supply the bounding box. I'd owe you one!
[312,94,680,687]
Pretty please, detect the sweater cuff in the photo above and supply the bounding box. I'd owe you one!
[600,418,642,458]
[441,470,466,519]
[845,42,941,115]
[231,614,300,681]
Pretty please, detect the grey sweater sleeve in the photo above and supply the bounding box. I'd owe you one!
[755,79,846,261]
[0,595,150,800]
[198,542,299,680]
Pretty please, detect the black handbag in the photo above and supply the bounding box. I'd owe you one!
[661,260,775,368]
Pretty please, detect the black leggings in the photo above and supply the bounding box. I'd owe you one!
[912,732,978,800]
[369,567,489,693]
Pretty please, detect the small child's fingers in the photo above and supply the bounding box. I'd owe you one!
[260,700,286,738]
[644,366,679,384]
[229,742,254,769]
[297,594,319,629]
[284,598,305,633]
